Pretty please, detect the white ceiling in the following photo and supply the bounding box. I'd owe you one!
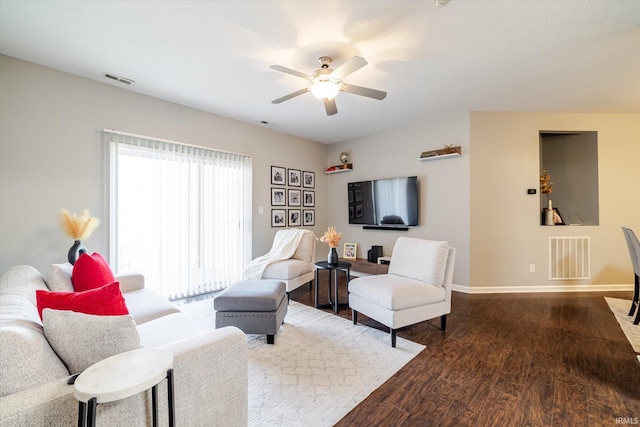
[1,1,639,144]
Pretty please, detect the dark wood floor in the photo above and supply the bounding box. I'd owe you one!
[290,273,640,427]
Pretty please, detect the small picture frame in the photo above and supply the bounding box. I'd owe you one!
[303,171,315,188]
[303,209,315,226]
[288,169,301,187]
[271,209,286,227]
[288,209,301,227]
[288,189,301,206]
[303,190,315,207]
[271,187,286,206]
[343,242,357,260]
[271,166,286,186]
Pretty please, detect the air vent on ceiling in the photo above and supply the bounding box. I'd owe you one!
[104,73,135,85]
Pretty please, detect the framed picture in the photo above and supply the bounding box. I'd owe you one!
[288,168,301,187]
[303,209,315,226]
[271,187,286,206]
[271,166,286,186]
[343,242,357,260]
[355,189,363,202]
[288,189,301,206]
[271,209,286,227]
[303,171,315,188]
[303,190,315,207]
[288,209,301,227]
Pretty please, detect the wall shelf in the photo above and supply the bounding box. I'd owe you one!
[325,163,353,174]
[418,145,461,161]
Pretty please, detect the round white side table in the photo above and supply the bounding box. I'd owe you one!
[73,348,174,427]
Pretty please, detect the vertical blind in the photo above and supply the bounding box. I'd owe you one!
[105,130,252,299]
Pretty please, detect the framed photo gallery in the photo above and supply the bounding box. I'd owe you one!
[271,166,315,227]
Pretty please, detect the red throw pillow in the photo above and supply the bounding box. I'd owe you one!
[36,282,129,320]
[72,252,116,292]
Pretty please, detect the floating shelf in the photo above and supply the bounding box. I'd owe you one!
[325,163,353,174]
[418,145,461,161]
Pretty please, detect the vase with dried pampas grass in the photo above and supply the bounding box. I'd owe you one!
[60,209,100,264]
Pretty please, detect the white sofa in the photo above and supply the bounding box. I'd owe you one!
[0,264,248,426]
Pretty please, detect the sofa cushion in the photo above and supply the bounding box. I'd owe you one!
[45,263,74,292]
[348,274,446,310]
[388,238,449,287]
[42,309,141,374]
[123,288,181,325]
[72,252,115,292]
[262,259,311,280]
[137,312,205,348]
[35,281,129,320]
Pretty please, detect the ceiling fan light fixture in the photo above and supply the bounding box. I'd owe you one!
[311,76,341,100]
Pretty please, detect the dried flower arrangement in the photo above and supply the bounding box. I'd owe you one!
[540,168,553,200]
[60,209,100,241]
[320,226,342,248]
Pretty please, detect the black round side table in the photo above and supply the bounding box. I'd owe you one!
[314,261,351,314]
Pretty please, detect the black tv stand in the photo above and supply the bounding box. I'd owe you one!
[362,225,409,231]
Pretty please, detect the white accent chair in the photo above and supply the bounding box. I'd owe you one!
[622,227,640,325]
[349,237,456,347]
[261,229,317,300]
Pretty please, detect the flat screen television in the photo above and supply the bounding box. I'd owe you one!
[348,176,419,228]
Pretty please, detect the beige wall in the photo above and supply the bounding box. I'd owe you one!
[326,113,471,287]
[0,55,328,274]
[2,55,637,292]
[470,112,640,292]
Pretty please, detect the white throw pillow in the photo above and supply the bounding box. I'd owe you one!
[388,237,449,287]
[45,263,74,292]
[42,309,141,374]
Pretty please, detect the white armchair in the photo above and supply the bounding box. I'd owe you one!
[348,237,456,347]
[261,229,317,300]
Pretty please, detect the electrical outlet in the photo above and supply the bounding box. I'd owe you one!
[529,264,535,273]
[258,206,264,215]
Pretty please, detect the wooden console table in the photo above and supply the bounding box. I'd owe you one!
[340,258,389,277]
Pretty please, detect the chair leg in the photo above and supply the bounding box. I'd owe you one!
[629,274,639,316]
[267,335,274,344]
[352,310,358,325]
[440,315,447,331]
[634,303,640,325]
[308,280,313,292]
[390,329,396,348]
[286,292,290,304]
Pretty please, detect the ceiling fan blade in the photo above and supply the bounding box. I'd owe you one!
[331,56,368,79]
[342,84,387,100]
[270,65,313,80]
[324,98,338,116]
[271,88,309,104]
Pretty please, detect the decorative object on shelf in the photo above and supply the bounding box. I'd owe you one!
[343,242,357,260]
[418,145,461,161]
[60,209,100,264]
[545,199,555,226]
[339,152,350,164]
[540,168,554,225]
[325,163,353,174]
[320,226,342,264]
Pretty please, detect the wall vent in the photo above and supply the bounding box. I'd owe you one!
[549,237,590,280]
[104,73,134,85]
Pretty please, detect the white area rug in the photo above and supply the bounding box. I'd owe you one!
[605,297,640,353]
[180,299,425,426]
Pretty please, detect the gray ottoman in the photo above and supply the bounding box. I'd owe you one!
[214,280,287,344]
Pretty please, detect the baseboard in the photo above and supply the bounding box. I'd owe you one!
[452,283,633,294]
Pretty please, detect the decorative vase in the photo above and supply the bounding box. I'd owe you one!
[545,199,555,226]
[328,247,338,264]
[67,240,87,265]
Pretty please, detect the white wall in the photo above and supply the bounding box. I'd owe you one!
[0,55,328,274]
[470,112,640,292]
[326,113,471,287]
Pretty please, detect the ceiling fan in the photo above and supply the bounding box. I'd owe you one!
[270,56,386,116]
